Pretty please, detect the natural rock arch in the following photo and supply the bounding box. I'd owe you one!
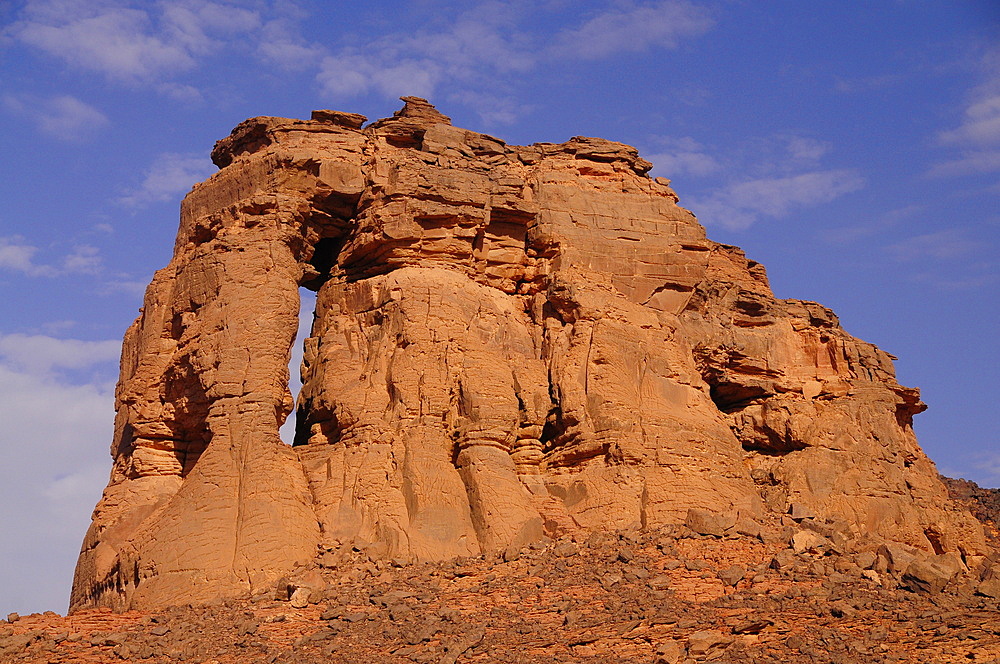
[71,98,985,611]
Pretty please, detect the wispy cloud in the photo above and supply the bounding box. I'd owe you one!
[0,333,121,376]
[548,0,713,59]
[939,94,1000,146]
[100,278,149,297]
[927,149,1000,178]
[820,204,924,246]
[649,133,862,230]
[7,2,717,124]
[888,229,979,262]
[0,236,105,278]
[2,94,108,141]
[446,90,534,126]
[10,0,261,83]
[257,13,326,71]
[61,244,103,274]
[833,73,904,94]
[0,236,58,277]
[689,170,864,230]
[929,47,1000,177]
[316,3,534,103]
[315,1,713,123]
[646,137,721,177]
[0,331,117,613]
[119,152,215,207]
[967,452,1000,488]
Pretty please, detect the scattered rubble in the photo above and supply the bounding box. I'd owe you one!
[10,514,1000,662]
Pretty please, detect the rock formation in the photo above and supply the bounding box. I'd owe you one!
[71,97,986,611]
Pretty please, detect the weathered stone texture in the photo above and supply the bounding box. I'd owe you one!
[71,98,985,611]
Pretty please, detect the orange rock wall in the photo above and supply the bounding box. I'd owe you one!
[71,99,984,611]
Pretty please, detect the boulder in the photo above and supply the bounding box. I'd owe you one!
[687,630,734,659]
[901,559,956,593]
[686,509,736,537]
[976,563,1000,598]
[876,542,924,577]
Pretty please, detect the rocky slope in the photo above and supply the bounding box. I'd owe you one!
[943,476,1000,544]
[10,513,1000,663]
[71,97,987,613]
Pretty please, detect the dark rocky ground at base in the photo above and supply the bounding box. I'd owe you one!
[5,482,1000,664]
[944,476,1000,545]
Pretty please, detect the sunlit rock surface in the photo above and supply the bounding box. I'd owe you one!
[71,98,985,611]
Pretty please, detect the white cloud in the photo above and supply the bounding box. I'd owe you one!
[316,1,711,123]
[889,229,979,262]
[939,93,1000,147]
[157,81,203,103]
[690,169,864,230]
[62,245,103,274]
[15,2,195,80]
[785,136,829,162]
[926,149,1000,178]
[969,452,1000,488]
[930,48,1000,177]
[0,236,57,277]
[447,90,533,126]
[319,54,444,100]
[645,130,860,230]
[820,204,924,246]
[101,278,150,297]
[316,3,533,106]
[0,236,106,278]
[0,333,121,375]
[10,0,261,83]
[119,152,215,207]
[549,0,713,59]
[255,6,332,71]
[0,332,118,613]
[2,94,108,141]
[647,137,721,177]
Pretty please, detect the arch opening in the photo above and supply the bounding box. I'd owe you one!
[279,287,317,445]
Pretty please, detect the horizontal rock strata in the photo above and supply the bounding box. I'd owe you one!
[71,97,986,611]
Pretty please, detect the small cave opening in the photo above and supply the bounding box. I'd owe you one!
[539,407,569,453]
[301,236,344,292]
[278,287,318,445]
[708,382,771,414]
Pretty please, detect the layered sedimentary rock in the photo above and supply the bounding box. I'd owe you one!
[71,98,985,611]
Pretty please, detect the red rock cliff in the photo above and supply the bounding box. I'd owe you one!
[70,98,985,611]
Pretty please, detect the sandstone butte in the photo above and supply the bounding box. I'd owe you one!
[70,97,988,613]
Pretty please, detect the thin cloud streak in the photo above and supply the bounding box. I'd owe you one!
[889,229,979,262]
[929,47,1000,177]
[119,152,216,208]
[0,237,106,278]
[0,333,121,376]
[0,236,58,277]
[315,1,713,123]
[2,94,108,141]
[689,170,864,230]
[548,0,713,59]
[647,137,721,177]
[10,0,261,83]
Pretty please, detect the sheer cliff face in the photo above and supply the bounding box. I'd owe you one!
[71,98,985,611]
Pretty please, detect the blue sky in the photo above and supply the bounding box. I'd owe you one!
[0,0,997,615]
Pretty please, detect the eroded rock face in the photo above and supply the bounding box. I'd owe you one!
[71,97,985,611]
